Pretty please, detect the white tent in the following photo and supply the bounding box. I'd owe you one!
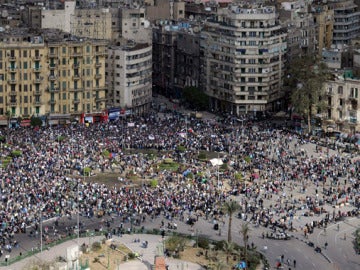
[210,158,223,166]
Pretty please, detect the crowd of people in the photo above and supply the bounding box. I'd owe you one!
[0,107,359,257]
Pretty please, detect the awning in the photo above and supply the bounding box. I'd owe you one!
[20,120,31,127]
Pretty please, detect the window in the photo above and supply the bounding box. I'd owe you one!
[62,93,66,100]
[23,62,28,69]
[62,81,66,90]
[249,41,256,46]
[337,86,343,95]
[62,58,66,65]
[62,47,66,54]
[63,105,66,114]
[86,46,90,53]
[23,73,28,80]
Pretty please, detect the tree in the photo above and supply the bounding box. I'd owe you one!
[5,110,10,128]
[222,241,235,264]
[240,222,250,268]
[287,55,330,134]
[223,200,240,243]
[30,116,43,127]
[182,86,209,110]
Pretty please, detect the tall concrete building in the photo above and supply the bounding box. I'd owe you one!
[278,0,316,60]
[312,4,334,55]
[330,0,360,45]
[152,23,178,97]
[41,0,76,33]
[106,42,152,114]
[203,4,287,115]
[70,8,113,40]
[119,7,152,43]
[0,28,107,124]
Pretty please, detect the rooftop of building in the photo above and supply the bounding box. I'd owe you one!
[0,27,108,45]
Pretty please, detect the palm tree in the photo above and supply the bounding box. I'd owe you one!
[208,260,226,270]
[240,222,251,268]
[223,200,240,243]
[223,241,235,264]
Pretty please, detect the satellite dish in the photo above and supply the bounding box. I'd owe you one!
[189,15,194,20]
[143,20,150,28]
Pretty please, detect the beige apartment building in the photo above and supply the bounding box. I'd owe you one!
[325,76,359,134]
[71,8,113,40]
[203,4,287,115]
[0,28,107,125]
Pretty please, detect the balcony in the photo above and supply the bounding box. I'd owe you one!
[73,74,81,80]
[73,99,80,104]
[69,87,84,92]
[73,63,80,69]
[48,75,57,81]
[33,55,41,61]
[48,52,57,58]
[95,62,102,67]
[49,64,57,69]
[348,95,358,101]
[33,90,42,96]
[33,67,41,72]
[95,97,107,102]
[8,78,16,84]
[34,100,42,105]
[34,77,42,84]
[49,99,56,105]
[94,50,106,56]
[8,100,17,106]
[93,86,105,91]
[47,87,60,92]
[9,91,17,96]
[70,51,83,57]
[8,67,16,72]
[8,55,16,61]
[94,74,102,79]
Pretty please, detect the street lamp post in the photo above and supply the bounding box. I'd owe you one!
[40,205,43,253]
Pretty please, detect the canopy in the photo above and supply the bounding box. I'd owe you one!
[210,158,223,166]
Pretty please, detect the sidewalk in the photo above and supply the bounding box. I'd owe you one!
[1,234,204,270]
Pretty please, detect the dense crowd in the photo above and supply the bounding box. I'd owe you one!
[0,109,359,254]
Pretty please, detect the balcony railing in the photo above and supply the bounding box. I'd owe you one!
[47,87,60,92]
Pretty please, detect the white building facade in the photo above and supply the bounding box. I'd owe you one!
[202,4,287,115]
[106,42,152,114]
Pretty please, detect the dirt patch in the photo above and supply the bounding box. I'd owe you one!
[80,241,133,269]
[180,247,237,269]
